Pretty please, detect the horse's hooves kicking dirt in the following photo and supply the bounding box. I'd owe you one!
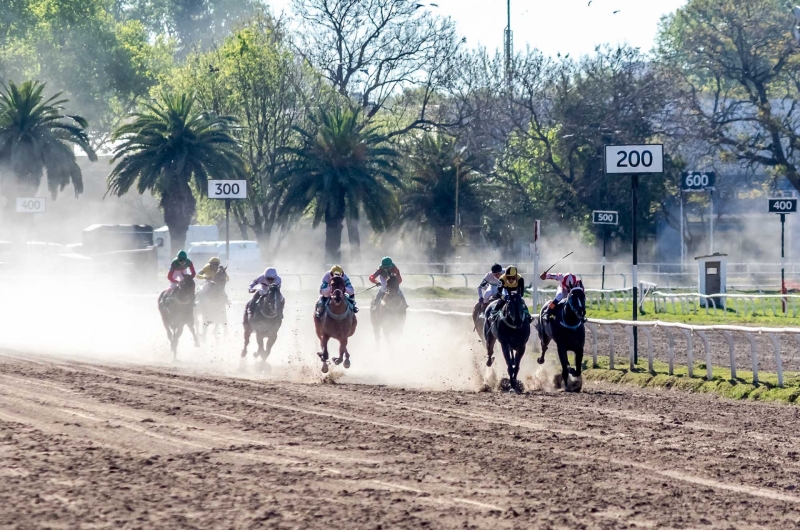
[343,359,351,369]
[486,356,494,367]
[321,363,329,374]
[537,356,545,365]
[332,358,342,366]
[499,378,511,392]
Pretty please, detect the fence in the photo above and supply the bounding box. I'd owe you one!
[411,308,800,388]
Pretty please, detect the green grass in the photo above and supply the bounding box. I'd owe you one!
[580,353,800,404]
[588,299,800,327]
[408,286,474,299]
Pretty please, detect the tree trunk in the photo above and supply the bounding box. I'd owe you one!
[161,183,196,256]
[433,225,453,264]
[346,217,361,262]
[325,215,344,265]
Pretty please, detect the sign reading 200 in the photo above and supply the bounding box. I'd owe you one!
[604,145,664,175]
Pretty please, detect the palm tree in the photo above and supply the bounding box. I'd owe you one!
[398,134,487,262]
[0,80,96,213]
[275,105,401,264]
[108,91,245,253]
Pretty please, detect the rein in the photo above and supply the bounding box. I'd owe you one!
[558,301,584,330]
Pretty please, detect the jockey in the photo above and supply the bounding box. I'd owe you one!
[540,271,584,321]
[247,267,284,317]
[167,251,196,293]
[369,256,405,305]
[493,265,528,315]
[196,257,228,282]
[477,263,503,307]
[316,265,357,318]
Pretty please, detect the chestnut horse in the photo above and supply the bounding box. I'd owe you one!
[315,275,357,373]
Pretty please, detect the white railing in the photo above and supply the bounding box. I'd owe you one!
[410,308,800,388]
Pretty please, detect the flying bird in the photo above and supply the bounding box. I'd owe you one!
[613,10,621,14]
[588,1,592,5]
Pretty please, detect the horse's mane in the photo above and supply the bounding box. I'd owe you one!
[386,275,399,290]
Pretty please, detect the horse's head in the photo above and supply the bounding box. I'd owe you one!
[257,282,279,317]
[213,265,227,285]
[174,275,195,303]
[386,275,400,295]
[504,291,527,325]
[330,276,346,305]
[567,286,586,319]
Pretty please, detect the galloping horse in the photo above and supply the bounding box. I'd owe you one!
[242,283,283,361]
[370,275,406,341]
[195,265,228,341]
[315,275,357,373]
[483,291,531,393]
[158,275,199,357]
[535,286,586,392]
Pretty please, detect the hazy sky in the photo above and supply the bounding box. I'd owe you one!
[267,0,688,57]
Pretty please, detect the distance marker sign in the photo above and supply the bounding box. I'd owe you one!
[592,210,619,225]
[16,197,46,213]
[769,198,798,213]
[682,171,716,191]
[604,145,664,174]
[208,180,247,200]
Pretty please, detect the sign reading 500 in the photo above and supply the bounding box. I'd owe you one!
[207,180,248,200]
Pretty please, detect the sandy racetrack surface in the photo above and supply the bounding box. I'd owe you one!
[3,349,800,529]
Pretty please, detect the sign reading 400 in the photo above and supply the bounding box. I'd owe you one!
[604,145,664,174]
[208,179,247,200]
[768,198,798,213]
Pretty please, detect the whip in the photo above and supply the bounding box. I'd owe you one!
[542,251,574,276]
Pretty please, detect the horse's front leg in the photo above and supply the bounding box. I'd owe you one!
[242,318,252,358]
[340,338,351,369]
[186,315,200,348]
[499,340,516,390]
[537,322,551,364]
[485,332,496,367]
[172,326,183,357]
[319,335,330,373]
[264,332,277,361]
[512,343,527,393]
[556,344,571,392]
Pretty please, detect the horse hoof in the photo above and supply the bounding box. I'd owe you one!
[321,363,329,374]
[499,378,511,392]
[343,359,351,369]
[486,357,494,367]
[537,356,545,365]
[333,358,342,366]
[240,350,247,358]
[568,367,577,376]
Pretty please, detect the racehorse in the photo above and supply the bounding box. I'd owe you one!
[242,283,283,361]
[315,275,357,373]
[195,265,228,341]
[158,275,199,358]
[483,291,531,393]
[370,275,406,341]
[535,286,586,392]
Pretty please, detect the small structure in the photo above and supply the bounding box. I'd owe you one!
[695,253,728,309]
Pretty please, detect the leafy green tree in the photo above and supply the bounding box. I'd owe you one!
[0,80,96,214]
[1,0,173,145]
[658,0,800,192]
[107,91,245,252]
[167,17,327,255]
[275,105,401,264]
[398,134,488,262]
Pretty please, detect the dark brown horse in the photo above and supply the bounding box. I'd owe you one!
[158,275,199,358]
[196,265,228,342]
[315,275,357,373]
[370,275,406,341]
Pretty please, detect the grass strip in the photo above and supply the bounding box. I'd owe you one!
[579,354,800,404]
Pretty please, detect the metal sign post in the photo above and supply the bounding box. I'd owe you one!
[768,198,797,313]
[605,145,664,365]
[533,220,540,311]
[592,211,618,291]
[207,180,247,261]
[681,171,717,258]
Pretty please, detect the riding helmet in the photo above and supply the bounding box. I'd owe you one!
[209,257,221,265]
[381,256,394,268]
[505,265,518,277]
[265,267,277,279]
[330,265,344,277]
[177,250,187,260]
[491,263,503,274]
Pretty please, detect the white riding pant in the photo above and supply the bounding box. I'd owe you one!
[482,285,499,303]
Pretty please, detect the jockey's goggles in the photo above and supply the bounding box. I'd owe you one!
[266,276,276,281]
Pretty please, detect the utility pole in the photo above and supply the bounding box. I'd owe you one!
[504,0,512,84]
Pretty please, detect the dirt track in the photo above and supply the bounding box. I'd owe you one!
[3,351,800,529]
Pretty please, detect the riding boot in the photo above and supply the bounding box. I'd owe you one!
[279,300,285,319]
[315,298,326,319]
[351,297,359,313]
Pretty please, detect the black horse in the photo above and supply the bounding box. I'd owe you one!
[536,286,586,392]
[370,275,407,341]
[158,275,200,358]
[195,265,229,342]
[483,291,532,394]
[242,283,283,362]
